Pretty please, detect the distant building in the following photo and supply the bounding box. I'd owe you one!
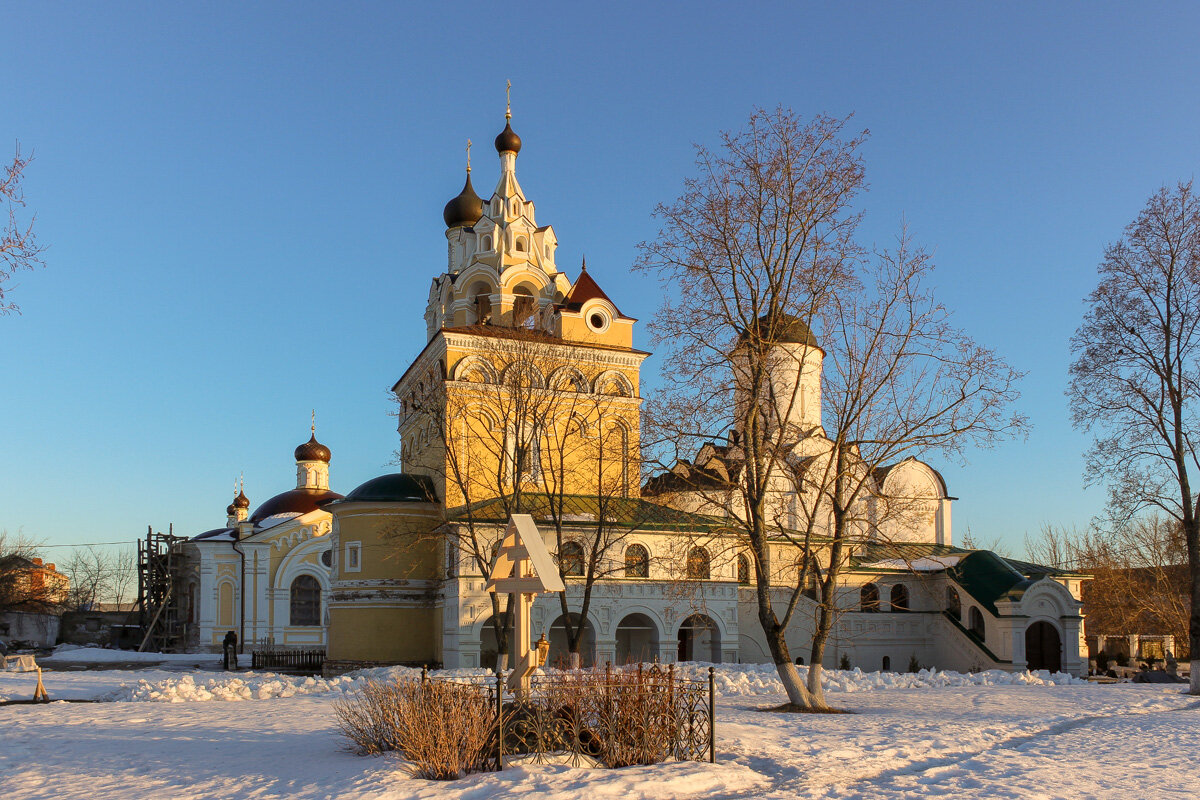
[0,556,69,648]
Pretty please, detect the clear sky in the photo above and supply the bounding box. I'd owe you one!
[3,2,1198,556]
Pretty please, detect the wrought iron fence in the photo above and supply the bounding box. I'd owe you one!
[251,648,325,673]
[422,663,715,769]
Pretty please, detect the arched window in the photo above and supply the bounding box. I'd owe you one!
[969,607,986,641]
[512,287,536,328]
[736,554,750,585]
[544,244,551,259]
[482,234,493,251]
[560,541,585,577]
[861,583,880,612]
[882,656,891,671]
[686,546,710,580]
[804,571,820,601]
[624,544,649,578]
[289,575,321,627]
[946,587,962,620]
[890,584,909,612]
[515,236,527,252]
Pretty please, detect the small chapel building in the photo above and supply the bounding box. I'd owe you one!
[178,110,1088,677]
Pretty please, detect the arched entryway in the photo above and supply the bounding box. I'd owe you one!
[677,614,721,663]
[547,613,596,668]
[1025,621,1062,672]
[615,613,659,664]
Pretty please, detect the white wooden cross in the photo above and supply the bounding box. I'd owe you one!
[486,513,565,695]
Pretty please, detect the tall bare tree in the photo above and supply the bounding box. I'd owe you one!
[1068,181,1200,693]
[1,144,47,315]
[638,108,1024,709]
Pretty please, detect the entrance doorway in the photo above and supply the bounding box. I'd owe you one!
[677,614,721,663]
[1025,621,1062,672]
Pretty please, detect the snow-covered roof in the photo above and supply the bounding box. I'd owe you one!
[860,555,962,572]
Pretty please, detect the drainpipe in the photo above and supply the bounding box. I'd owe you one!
[231,530,246,658]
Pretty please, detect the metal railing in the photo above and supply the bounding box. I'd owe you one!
[251,648,326,673]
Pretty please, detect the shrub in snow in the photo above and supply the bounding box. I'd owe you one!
[527,667,686,768]
[333,678,494,780]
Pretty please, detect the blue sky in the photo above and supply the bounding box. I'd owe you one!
[3,2,1198,555]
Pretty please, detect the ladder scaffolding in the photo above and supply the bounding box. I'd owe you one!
[134,524,187,652]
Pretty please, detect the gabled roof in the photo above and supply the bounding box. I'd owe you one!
[562,268,623,316]
[447,493,731,532]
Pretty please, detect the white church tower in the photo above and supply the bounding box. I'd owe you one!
[732,311,824,440]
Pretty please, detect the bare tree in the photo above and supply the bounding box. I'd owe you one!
[61,546,138,611]
[638,108,1024,709]
[1068,181,1200,693]
[394,327,644,668]
[1,144,47,315]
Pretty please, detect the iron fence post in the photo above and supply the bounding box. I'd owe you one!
[708,666,716,763]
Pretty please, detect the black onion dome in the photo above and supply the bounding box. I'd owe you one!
[494,121,522,154]
[234,489,250,509]
[226,503,237,516]
[249,488,344,525]
[295,434,332,463]
[738,312,819,348]
[442,173,484,228]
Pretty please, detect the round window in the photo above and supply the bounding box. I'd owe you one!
[587,308,611,333]
[320,549,332,568]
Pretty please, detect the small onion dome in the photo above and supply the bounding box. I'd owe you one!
[494,121,522,154]
[737,312,819,348]
[226,503,237,516]
[442,173,484,228]
[234,490,250,509]
[295,434,332,463]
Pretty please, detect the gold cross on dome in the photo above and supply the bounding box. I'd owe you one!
[506,80,512,120]
[466,139,472,172]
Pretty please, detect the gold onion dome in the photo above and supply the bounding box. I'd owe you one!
[442,172,484,228]
[234,489,250,509]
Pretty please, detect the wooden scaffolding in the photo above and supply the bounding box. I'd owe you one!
[134,524,188,652]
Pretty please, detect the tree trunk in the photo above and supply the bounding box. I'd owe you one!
[1183,511,1200,694]
[807,628,830,708]
[762,619,816,707]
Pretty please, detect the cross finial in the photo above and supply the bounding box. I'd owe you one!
[466,139,472,173]
[505,80,512,121]
[311,409,316,436]
[581,255,588,272]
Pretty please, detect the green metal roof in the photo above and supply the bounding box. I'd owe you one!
[446,493,732,532]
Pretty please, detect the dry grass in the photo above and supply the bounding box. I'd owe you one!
[333,678,495,779]
[539,667,689,767]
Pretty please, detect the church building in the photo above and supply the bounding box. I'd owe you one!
[179,108,1088,677]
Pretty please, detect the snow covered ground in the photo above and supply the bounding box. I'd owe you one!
[0,661,1196,799]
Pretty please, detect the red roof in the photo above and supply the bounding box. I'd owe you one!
[562,267,622,316]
